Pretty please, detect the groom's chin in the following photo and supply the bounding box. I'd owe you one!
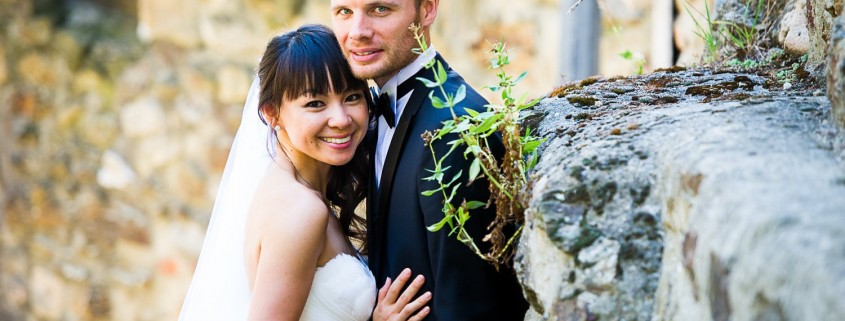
[348,65,381,81]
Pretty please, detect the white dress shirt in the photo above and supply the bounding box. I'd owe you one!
[373,47,437,186]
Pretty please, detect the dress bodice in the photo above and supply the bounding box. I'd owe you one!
[299,253,376,321]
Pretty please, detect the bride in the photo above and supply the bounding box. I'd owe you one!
[179,24,431,321]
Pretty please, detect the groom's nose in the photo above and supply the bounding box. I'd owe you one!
[348,14,374,41]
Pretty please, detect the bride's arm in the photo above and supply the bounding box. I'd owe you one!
[246,193,328,321]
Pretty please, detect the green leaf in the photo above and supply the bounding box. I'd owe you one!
[471,113,501,134]
[427,216,451,232]
[417,77,439,88]
[454,85,466,105]
[447,170,463,185]
[466,200,486,210]
[620,50,633,60]
[514,71,528,85]
[527,152,539,170]
[430,92,446,108]
[523,139,542,154]
[464,107,480,118]
[457,207,470,224]
[469,158,481,181]
[421,188,440,196]
[454,121,471,132]
[437,62,448,83]
[450,183,461,196]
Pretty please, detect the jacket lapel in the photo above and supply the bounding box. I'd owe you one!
[369,54,449,275]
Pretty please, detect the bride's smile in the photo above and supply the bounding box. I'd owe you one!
[274,88,368,167]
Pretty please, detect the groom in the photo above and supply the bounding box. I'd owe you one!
[331,0,528,319]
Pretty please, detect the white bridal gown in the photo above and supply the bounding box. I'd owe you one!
[299,253,376,320]
[178,78,375,320]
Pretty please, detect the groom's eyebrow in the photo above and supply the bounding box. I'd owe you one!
[331,0,401,12]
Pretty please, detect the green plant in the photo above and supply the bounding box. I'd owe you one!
[774,54,808,84]
[684,0,774,63]
[619,50,646,75]
[411,25,545,268]
[683,0,720,63]
[715,0,765,57]
[725,58,764,69]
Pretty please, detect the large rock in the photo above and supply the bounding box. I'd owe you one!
[775,0,843,76]
[652,96,845,321]
[805,0,843,71]
[830,13,845,127]
[779,0,811,54]
[518,68,845,320]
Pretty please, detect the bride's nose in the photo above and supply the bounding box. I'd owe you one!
[327,105,353,128]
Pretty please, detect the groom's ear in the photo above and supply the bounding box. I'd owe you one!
[419,0,438,28]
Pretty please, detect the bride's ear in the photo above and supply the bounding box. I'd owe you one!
[259,104,279,128]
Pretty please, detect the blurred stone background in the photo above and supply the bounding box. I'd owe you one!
[0,0,732,320]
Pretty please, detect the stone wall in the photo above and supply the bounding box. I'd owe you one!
[518,64,845,320]
[0,0,561,320]
[4,0,842,320]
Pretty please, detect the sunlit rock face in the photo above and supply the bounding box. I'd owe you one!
[517,67,845,320]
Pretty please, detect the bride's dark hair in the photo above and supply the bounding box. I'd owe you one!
[255,24,369,249]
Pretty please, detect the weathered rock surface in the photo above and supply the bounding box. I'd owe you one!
[716,0,840,78]
[517,67,845,320]
[830,13,845,127]
[779,0,811,54]
[779,0,842,74]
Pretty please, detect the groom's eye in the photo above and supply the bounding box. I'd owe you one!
[373,6,388,14]
[337,8,351,16]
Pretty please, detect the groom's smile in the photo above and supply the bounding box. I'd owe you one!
[349,47,384,64]
[330,0,431,86]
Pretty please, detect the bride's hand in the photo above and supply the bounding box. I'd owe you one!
[372,268,431,321]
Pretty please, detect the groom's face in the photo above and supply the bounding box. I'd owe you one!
[331,0,431,86]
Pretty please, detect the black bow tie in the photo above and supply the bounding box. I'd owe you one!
[373,93,395,129]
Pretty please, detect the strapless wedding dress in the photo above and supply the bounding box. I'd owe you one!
[179,252,375,321]
[300,253,376,321]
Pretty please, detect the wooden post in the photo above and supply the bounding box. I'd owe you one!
[559,0,600,82]
[651,0,675,68]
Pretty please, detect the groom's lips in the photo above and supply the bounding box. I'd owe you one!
[348,48,382,64]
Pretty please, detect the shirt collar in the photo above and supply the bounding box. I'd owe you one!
[376,46,437,100]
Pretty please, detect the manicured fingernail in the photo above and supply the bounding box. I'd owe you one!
[386,277,391,283]
[415,275,424,282]
[424,291,432,298]
[403,268,411,275]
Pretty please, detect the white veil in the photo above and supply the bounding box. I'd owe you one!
[179,77,270,320]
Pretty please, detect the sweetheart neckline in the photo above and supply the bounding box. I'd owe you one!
[317,252,365,271]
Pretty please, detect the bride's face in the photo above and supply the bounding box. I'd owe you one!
[275,87,369,167]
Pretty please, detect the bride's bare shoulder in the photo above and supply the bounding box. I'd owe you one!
[247,168,329,235]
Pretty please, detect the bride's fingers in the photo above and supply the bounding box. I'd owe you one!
[377,277,392,303]
[400,290,431,317]
[385,268,412,304]
[395,274,425,306]
[406,305,431,321]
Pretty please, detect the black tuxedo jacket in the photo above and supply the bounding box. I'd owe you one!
[366,54,528,320]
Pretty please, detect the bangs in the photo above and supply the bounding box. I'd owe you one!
[274,34,367,102]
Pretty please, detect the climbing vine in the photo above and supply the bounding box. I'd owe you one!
[412,25,545,268]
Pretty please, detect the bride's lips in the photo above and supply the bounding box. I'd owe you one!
[348,48,382,64]
[319,134,354,149]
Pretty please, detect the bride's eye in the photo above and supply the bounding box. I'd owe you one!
[345,93,362,103]
[305,100,325,108]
